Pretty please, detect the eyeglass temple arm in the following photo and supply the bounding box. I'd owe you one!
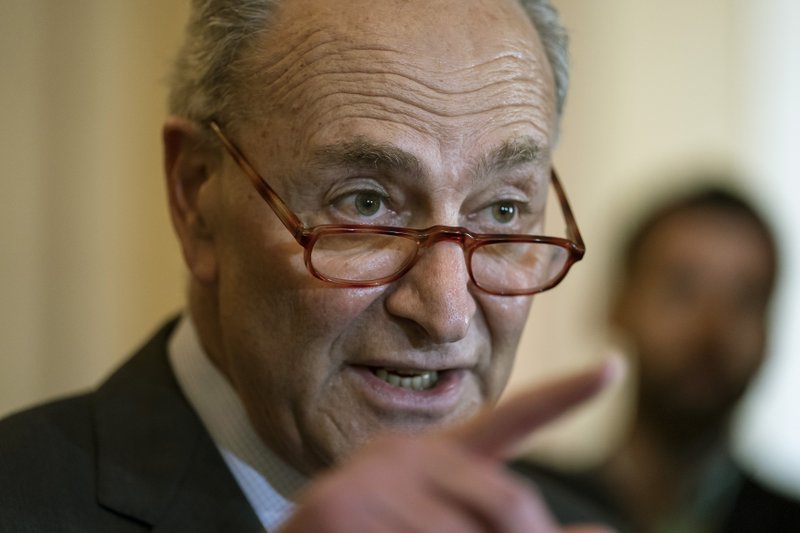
[550,168,585,253]
[208,121,304,236]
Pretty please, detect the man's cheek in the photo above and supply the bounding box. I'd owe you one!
[488,297,533,345]
[298,288,387,336]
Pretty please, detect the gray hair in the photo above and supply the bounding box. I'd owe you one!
[520,0,570,116]
[168,0,570,123]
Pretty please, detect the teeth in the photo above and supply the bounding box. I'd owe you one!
[374,368,440,391]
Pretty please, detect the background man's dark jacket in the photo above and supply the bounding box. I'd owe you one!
[511,455,800,533]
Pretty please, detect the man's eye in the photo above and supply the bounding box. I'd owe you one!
[354,192,383,217]
[491,202,517,224]
[331,189,391,222]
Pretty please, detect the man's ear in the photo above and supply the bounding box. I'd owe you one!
[163,116,219,284]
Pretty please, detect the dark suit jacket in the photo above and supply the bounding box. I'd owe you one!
[0,320,620,532]
[0,320,263,532]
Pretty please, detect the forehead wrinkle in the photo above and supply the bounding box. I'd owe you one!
[284,67,542,115]
[252,19,545,89]
[268,45,543,102]
[303,99,549,140]
[285,53,552,131]
[245,23,550,119]
[268,60,547,125]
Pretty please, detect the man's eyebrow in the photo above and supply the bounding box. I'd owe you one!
[310,138,426,176]
[308,135,542,179]
[473,136,543,177]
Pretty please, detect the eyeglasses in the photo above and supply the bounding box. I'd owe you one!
[208,121,585,296]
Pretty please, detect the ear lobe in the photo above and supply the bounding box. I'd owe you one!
[163,116,219,284]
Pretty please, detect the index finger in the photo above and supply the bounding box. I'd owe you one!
[450,357,622,459]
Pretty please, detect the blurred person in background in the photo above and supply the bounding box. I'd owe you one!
[517,183,800,532]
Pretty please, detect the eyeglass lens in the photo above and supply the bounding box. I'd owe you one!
[309,232,569,293]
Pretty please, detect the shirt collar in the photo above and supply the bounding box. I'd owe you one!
[167,315,307,531]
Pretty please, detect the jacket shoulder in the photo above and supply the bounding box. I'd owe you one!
[0,392,94,462]
[0,319,181,532]
[0,394,141,531]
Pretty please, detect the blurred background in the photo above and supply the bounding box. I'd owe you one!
[1,0,798,497]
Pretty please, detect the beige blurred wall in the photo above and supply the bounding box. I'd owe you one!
[0,1,188,416]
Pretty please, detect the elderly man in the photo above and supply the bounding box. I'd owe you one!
[0,1,616,531]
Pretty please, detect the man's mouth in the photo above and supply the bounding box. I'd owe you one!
[352,364,467,414]
[371,368,440,391]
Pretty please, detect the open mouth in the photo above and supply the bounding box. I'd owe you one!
[370,368,440,391]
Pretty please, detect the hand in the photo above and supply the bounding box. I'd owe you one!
[279,361,620,533]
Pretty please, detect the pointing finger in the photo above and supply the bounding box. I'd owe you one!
[451,357,622,459]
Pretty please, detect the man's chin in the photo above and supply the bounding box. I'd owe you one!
[310,409,478,468]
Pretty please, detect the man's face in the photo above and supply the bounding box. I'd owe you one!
[198,0,557,474]
[614,208,774,428]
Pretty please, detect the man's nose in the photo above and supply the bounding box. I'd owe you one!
[384,241,477,344]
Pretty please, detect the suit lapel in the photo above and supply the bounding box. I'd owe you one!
[92,320,263,532]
